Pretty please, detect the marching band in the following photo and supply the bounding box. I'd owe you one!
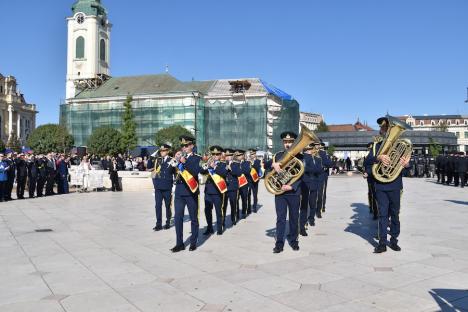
[147,115,411,254]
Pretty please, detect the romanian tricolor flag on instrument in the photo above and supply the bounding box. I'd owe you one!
[208,168,227,193]
[250,167,259,183]
[178,164,198,193]
[238,174,248,188]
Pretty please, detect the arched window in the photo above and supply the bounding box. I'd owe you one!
[420,120,424,126]
[100,39,106,62]
[431,120,435,126]
[76,36,85,59]
[447,120,451,125]
[456,120,460,125]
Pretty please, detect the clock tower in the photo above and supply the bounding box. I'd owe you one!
[66,0,111,100]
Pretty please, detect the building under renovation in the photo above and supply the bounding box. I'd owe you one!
[60,0,298,153]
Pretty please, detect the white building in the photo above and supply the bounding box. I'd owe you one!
[300,112,323,131]
[399,115,468,152]
[0,74,37,145]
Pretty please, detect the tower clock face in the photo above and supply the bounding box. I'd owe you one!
[76,14,85,24]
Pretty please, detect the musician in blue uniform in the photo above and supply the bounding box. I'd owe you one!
[223,148,242,226]
[171,136,202,252]
[147,144,175,231]
[364,116,411,253]
[319,142,331,213]
[201,146,228,235]
[238,150,250,219]
[248,149,262,213]
[265,131,302,253]
[300,142,323,236]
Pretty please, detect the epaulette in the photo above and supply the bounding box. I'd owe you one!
[373,135,384,143]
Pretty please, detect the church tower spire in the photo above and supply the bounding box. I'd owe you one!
[66,0,111,100]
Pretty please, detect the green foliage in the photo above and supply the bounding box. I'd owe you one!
[327,144,336,156]
[155,125,193,150]
[434,120,448,132]
[428,137,442,157]
[121,95,138,152]
[316,120,329,132]
[0,139,6,153]
[26,124,74,154]
[87,127,124,156]
[6,133,21,153]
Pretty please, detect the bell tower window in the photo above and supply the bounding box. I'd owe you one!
[76,36,85,59]
[100,39,106,62]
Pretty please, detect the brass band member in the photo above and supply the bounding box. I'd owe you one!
[201,146,228,235]
[223,148,242,226]
[238,150,251,219]
[248,149,262,213]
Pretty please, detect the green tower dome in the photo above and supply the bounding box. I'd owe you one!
[72,0,107,16]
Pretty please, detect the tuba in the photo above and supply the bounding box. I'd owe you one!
[372,116,413,183]
[265,124,319,195]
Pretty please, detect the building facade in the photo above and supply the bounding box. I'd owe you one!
[0,74,37,145]
[399,115,468,152]
[299,112,323,131]
[61,0,299,153]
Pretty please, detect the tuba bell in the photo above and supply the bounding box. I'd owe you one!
[372,115,413,183]
[264,124,319,195]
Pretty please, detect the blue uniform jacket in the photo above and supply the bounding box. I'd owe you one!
[201,161,228,195]
[264,151,302,196]
[226,161,241,191]
[302,153,323,191]
[252,159,262,178]
[364,141,405,191]
[0,161,9,182]
[148,157,176,191]
[241,161,253,184]
[318,150,331,181]
[175,153,202,196]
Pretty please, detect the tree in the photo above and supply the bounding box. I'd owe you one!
[6,133,22,153]
[428,137,442,157]
[316,120,329,132]
[155,125,193,150]
[434,120,448,132]
[87,126,124,156]
[121,95,138,153]
[26,124,74,154]
[327,144,336,156]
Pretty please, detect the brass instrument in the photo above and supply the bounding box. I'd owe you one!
[201,153,214,170]
[264,124,319,195]
[169,151,187,167]
[372,116,412,183]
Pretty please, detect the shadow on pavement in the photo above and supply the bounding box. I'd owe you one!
[429,288,468,311]
[444,200,468,206]
[345,203,378,247]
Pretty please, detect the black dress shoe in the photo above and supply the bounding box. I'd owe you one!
[291,244,300,251]
[374,244,387,253]
[189,244,197,251]
[389,243,401,251]
[273,246,283,254]
[163,224,170,230]
[217,230,223,235]
[203,228,214,236]
[300,229,308,236]
[170,245,185,252]
[153,225,163,231]
[308,220,315,226]
[317,214,322,219]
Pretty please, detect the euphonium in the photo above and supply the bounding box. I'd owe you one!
[265,124,319,195]
[372,116,412,183]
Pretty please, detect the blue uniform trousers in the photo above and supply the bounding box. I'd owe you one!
[248,181,259,212]
[275,194,300,247]
[316,181,325,217]
[238,185,249,217]
[223,190,238,225]
[205,193,224,232]
[174,193,199,246]
[322,175,328,211]
[375,189,401,245]
[154,188,172,227]
[300,184,318,228]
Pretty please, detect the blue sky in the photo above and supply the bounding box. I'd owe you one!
[1,0,468,128]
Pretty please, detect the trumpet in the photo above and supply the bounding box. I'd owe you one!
[201,154,215,170]
[169,151,187,167]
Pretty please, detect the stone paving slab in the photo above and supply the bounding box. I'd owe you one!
[1,176,468,311]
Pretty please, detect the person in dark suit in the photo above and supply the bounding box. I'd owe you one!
[147,144,175,231]
[200,146,227,235]
[5,152,16,200]
[265,131,302,253]
[57,155,70,194]
[36,155,47,197]
[15,153,28,199]
[455,152,467,188]
[364,116,411,253]
[45,153,57,196]
[248,149,262,213]
[238,150,250,219]
[27,154,38,198]
[108,157,121,191]
[223,148,242,227]
[171,136,202,252]
[0,154,10,202]
[319,142,332,213]
[300,142,323,236]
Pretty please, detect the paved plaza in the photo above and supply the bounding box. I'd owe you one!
[1,175,468,312]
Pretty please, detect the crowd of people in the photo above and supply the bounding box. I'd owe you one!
[435,152,468,187]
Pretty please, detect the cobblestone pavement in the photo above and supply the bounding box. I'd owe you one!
[1,176,467,311]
